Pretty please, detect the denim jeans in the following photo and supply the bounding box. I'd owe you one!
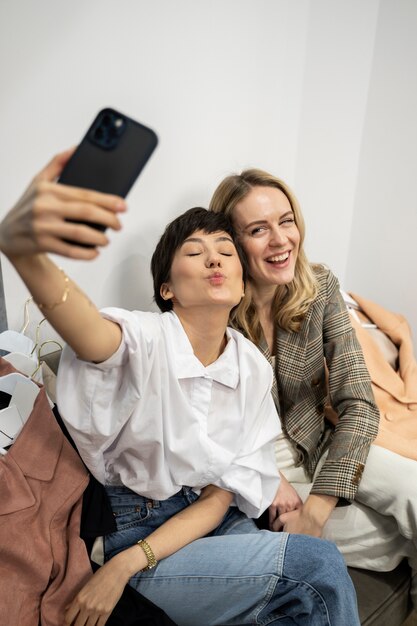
[104,486,360,626]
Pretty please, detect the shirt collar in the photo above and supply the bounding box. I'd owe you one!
[166,312,240,389]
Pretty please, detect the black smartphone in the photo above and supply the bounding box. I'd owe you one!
[58,107,158,241]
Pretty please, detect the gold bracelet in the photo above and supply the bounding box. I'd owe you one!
[137,539,158,571]
[36,268,70,312]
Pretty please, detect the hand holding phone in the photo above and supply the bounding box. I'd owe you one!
[58,108,158,243]
[0,109,158,260]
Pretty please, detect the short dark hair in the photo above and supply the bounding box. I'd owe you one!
[151,207,247,312]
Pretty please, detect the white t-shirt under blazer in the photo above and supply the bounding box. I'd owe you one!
[57,309,281,518]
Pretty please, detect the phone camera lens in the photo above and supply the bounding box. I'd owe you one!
[90,111,126,149]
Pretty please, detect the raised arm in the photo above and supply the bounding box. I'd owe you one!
[0,151,126,362]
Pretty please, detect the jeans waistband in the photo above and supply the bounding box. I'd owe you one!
[104,484,198,506]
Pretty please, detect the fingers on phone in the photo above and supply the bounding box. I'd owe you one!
[62,221,110,247]
[59,200,123,231]
[65,244,100,261]
[37,234,100,261]
[54,182,126,213]
[36,149,77,183]
[34,217,109,253]
[28,178,125,256]
[33,190,123,232]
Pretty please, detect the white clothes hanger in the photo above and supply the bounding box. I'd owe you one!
[0,298,36,356]
[0,372,40,449]
[30,339,62,390]
[340,288,377,329]
[0,330,35,356]
[340,289,359,309]
[3,352,40,380]
[0,305,47,384]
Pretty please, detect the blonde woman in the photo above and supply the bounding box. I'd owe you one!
[210,169,417,597]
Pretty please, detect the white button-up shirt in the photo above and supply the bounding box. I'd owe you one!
[57,309,281,518]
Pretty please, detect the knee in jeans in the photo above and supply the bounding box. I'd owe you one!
[315,540,351,584]
[318,540,346,568]
[290,536,348,580]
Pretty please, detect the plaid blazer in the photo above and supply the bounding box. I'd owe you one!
[259,266,380,502]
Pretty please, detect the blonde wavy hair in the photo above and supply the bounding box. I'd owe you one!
[209,168,318,341]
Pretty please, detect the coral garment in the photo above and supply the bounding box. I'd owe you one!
[0,359,92,626]
[349,293,417,462]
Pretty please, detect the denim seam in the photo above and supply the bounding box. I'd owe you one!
[111,505,152,529]
[257,578,331,626]
[113,517,151,531]
[135,573,283,583]
[251,532,288,624]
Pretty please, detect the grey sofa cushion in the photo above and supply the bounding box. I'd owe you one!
[349,560,412,625]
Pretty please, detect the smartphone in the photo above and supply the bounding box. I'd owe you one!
[58,107,158,242]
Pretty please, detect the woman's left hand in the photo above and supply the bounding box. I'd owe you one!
[269,472,303,531]
[64,557,129,626]
[278,493,338,537]
[278,507,323,537]
[0,149,126,262]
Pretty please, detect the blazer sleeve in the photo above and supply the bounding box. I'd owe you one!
[310,271,380,502]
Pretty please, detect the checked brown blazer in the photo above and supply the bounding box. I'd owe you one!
[257,266,380,502]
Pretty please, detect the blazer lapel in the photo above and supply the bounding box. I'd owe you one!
[275,305,312,411]
[258,336,279,410]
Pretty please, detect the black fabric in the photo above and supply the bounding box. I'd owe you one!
[255,508,269,530]
[52,406,117,542]
[0,390,14,449]
[0,389,11,410]
[52,405,177,626]
[106,577,177,626]
[89,563,177,626]
[80,472,116,553]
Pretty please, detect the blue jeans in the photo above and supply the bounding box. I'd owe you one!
[104,486,360,626]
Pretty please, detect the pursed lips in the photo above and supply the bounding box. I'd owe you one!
[207,272,225,284]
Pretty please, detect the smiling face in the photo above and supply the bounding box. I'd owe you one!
[160,229,244,312]
[232,186,300,290]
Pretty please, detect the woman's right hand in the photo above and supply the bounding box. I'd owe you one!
[64,554,130,626]
[0,149,126,261]
[269,472,303,531]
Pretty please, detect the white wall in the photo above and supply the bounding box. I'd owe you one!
[0,0,416,349]
[294,0,380,281]
[345,0,417,349]
[0,0,310,341]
